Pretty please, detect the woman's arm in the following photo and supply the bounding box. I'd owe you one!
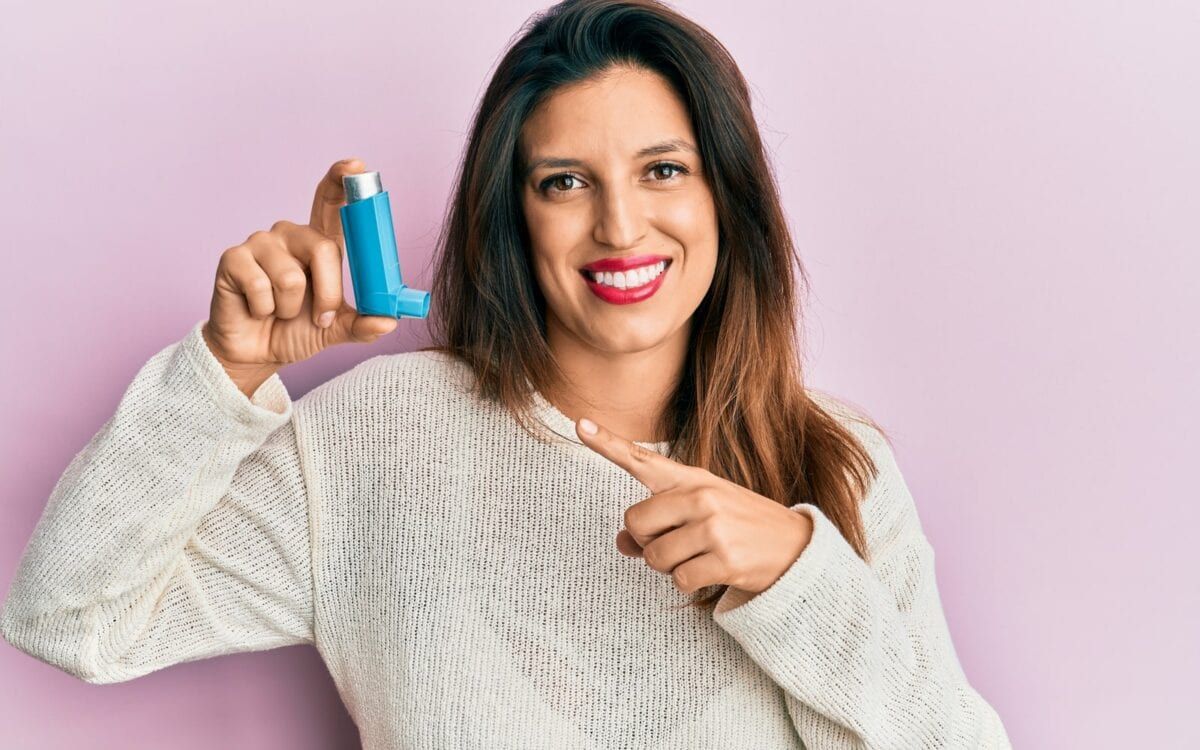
[0,320,315,684]
[712,420,1012,749]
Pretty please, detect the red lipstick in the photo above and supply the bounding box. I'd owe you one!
[580,254,671,273]
[578,255,672,305]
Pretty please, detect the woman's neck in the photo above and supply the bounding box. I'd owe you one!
[542,316,689,444]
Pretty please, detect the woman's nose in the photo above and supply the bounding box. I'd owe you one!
[592,182,649,251]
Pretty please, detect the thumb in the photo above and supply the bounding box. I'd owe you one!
[616,528,644,558]
[326,302,398,345]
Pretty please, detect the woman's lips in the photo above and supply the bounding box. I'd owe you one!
[579,259,671,305]
[580,253,671,273]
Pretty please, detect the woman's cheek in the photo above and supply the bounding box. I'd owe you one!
[666,207,719,292]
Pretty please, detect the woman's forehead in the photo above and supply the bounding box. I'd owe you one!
[521,69,694,165]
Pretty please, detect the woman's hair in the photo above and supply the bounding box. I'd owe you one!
[421,0,890,609]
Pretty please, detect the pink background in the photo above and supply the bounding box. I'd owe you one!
[2,1,1197,747]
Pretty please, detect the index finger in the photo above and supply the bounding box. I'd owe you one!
[309,158,365,240]
[575,417,690,494]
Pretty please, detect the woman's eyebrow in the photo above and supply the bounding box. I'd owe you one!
[523,138,698,179]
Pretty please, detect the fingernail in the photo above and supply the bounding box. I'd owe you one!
[579,418,598,435]
[319,311,335,328]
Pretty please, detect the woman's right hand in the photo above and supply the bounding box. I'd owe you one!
[201,158,399,396]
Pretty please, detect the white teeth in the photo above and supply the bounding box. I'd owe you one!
[587,261,668,289]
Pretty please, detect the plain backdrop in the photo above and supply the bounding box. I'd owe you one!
[2,1,1197,747]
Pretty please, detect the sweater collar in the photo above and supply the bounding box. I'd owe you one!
[527,387,673,456]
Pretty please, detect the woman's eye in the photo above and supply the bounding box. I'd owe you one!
[650,162,688,181]
[538,162,690,195]
[541,174,581,193]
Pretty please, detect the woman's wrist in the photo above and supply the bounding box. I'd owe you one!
[200,323,280,399]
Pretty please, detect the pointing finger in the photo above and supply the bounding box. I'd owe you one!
[575,417,689,494]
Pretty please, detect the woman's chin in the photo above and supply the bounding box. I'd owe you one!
[582,322,681,355]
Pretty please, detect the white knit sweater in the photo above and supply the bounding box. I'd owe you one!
[1,320,1011,749]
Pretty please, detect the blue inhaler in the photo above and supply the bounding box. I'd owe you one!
[339,171,430,319]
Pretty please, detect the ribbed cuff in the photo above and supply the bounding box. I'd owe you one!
[178,320,292,432]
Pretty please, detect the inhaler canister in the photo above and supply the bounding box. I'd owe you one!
[339,171,430,319]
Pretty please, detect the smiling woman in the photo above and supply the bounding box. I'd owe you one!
[418,0,1011,744]
[0,0,1011,748]
[518,66,717,363]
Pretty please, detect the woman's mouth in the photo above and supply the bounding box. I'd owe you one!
[579,256,672,305]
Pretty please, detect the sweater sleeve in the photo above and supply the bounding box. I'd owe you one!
[711,420,1012,749]
[0,320,315,685]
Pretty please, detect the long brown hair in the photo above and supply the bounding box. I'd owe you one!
[421,0,890,609]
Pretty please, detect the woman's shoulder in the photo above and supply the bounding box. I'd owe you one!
[369,347,473,384]
[807,388,890,454]
[292,347,479,421]
[807,389,918,552]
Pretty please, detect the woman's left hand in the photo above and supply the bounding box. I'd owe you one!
[576,417,814,597]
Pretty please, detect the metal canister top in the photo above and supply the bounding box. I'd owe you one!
[343,171,384,203]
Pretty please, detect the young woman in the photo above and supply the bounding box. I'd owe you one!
[1,0,1011,747]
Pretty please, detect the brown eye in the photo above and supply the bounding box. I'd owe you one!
[540,174,582,194]
[650,162,688,181]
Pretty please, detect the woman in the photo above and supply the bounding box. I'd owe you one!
[0,0,1011,747]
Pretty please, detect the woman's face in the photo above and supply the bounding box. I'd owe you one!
[519,65,719,356]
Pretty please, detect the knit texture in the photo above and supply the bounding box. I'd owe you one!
[1,320,1011,749]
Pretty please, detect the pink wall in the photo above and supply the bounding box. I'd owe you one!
[2,1,1197,747]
